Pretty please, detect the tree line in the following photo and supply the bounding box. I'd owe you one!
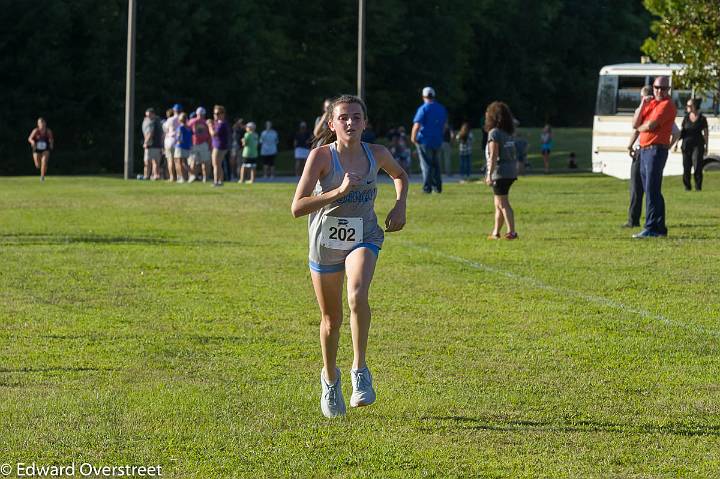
[0,0,650,175]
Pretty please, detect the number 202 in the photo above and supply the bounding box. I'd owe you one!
[329,226,356,241]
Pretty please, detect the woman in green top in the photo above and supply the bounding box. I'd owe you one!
[239,122,259,184]
[484,101,519,240]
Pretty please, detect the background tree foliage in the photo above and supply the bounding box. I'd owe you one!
[0,0,649,175]
[642,0,720,94]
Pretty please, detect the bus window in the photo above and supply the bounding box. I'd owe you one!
[616,76,646,113]
[673,90,693,111]
[596,75,617,115]
[673,89,717,114]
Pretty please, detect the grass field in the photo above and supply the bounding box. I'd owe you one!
[1,165,720,477]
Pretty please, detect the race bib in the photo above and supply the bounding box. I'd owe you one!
[320,216,363,250]
[36,141,47,150]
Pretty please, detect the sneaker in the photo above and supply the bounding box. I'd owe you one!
[202,176,207,183]
[487,233,500,240]
[188,174,196,183]
[504,232,518,240]
[177,178,185,184]
[632,229,666,238]
[350,366,376,408]
[320,368,346,418]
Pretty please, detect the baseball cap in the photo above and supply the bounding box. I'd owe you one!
[172,103,183,112]
[422,86,435,98]
[196,106,206,116]
[145,107,155,114]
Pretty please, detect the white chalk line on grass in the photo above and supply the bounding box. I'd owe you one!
[402,241,719,339]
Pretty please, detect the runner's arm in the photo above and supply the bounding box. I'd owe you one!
[28,129,37,146]
[373,145,408,232]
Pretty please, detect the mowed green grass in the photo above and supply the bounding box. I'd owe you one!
[1,167,719,478]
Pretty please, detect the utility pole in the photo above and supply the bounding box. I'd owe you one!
[123,0,136,180]
[357,0,366,101]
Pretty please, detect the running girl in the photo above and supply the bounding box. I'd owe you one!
[291,95,408,418]
[28,117,54,182]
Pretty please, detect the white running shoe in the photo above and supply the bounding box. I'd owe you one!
[350,366,376,407]
[177,178,185,184]
[188,174,196,183]
[320,368,346,418]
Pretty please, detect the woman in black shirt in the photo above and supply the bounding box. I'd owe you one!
[678,98,709,191]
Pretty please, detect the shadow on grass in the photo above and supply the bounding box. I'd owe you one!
[0,366,118,374]
[0,233,241,247]
[425,415,720,437]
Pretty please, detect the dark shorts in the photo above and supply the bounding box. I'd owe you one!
[262,154,276,167]
[541,148,551,155]
[241,158,257,168]
[492,178,516,196]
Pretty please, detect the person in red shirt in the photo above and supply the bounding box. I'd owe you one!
[631,76,677,238]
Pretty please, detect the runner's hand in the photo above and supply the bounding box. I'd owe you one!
[338,172,362,195]
[384,201,406,232]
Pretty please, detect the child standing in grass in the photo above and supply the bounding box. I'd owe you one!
[291,95,408,418]
[239,122,259,184]
[540,124,553,173]
[456,122,473,179]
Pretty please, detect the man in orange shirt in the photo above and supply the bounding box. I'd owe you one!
[631,76,677,238]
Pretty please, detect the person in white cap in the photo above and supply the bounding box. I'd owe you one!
[411,86,447,194]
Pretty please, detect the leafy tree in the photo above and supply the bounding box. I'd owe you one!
[642,0,720,94]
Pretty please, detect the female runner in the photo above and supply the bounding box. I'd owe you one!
[291,95,408,418]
